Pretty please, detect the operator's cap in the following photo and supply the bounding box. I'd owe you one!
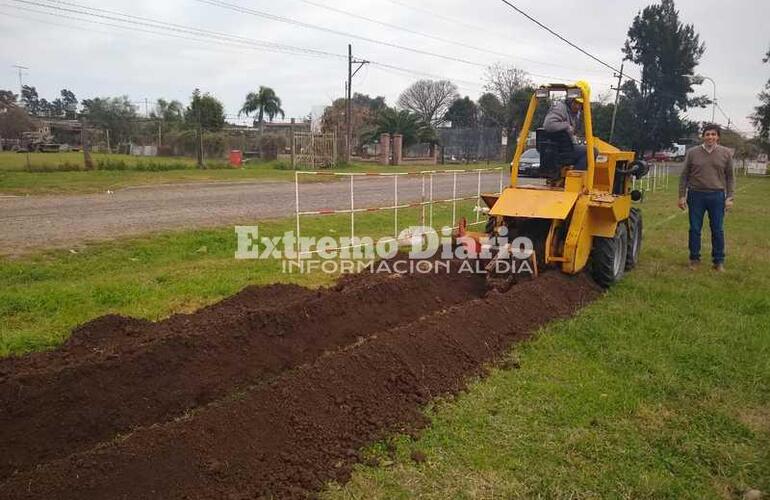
[571,80,591,104]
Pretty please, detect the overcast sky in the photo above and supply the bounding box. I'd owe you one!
[1,0,767,133]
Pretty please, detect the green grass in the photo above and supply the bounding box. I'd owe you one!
[325,177,770,499]
[2,176,768,497]
[0,199,472,355]
[0,151,505,195]
[0,151,206,171]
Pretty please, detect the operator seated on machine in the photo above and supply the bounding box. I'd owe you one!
[542,95,589,171]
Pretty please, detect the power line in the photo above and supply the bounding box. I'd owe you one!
[7,0,616,88]
[194,0,488,68]
[2,2,481,93]
[381,0,523,46]
[298,0,511,58]
[0,3,485,100]
[3,0,613,110]
[2,2,483,90]
[295,0,610,77]
[370,58,613,90]
[3,2,614,97]
[7,0,346,61]
[496,0,638,81]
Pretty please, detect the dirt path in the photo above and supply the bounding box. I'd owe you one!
[0,173,515,256]
[0,267,599,498]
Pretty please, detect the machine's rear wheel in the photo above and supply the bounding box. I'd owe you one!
[591,222,628,288]
[625,208,643,270]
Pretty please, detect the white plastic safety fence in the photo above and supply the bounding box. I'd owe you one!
[743,159,769,176]
[632,161,670,194]
[294,168,504,258]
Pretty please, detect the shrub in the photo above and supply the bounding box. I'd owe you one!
[25,161,82,172]
[272,160,293,170]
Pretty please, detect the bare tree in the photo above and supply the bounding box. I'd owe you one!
[397,79,459,127]
[483,64,533,157]
[484,64,532,108]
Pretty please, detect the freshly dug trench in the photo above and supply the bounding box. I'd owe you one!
[0,269,486,479]
[1,271,599,498]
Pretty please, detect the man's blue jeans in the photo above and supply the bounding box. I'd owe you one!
[687,190,726,264]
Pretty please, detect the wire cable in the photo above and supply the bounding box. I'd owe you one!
[295,0,610,77]
[8,0,346,60]
[497,0,626,76]
[195,0,488,68]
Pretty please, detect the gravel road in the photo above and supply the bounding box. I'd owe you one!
[1,172,518,256]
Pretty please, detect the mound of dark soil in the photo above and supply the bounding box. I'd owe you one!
[0,268,485,479]
[1,268,599,498]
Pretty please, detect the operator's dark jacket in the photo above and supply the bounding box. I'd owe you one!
[543,101,580,136]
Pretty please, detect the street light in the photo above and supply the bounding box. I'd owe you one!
[684,74,716,123]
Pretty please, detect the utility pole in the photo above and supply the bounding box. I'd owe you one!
[12,64,28,97]
[609,61,624,144]
[684,74,717,124]
[346,44,369,163]
[290,117,296,168]
[702,76,717,123]
[80,117,93,170]
[196,107,204,169]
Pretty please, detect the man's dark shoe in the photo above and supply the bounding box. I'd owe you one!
[688,260,700,271]
[713,263,725,272]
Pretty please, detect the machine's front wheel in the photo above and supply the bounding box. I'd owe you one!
[625,208,643,270]
[590,222,628,288]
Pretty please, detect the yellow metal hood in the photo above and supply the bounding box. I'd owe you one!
[489,187,579,220]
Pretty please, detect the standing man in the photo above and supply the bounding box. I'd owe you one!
[678,124,735,271]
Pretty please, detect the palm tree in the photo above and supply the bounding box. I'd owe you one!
[239,86,285,130]
[366,108,436,146]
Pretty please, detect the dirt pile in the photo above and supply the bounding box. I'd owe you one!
[0,267,599,498]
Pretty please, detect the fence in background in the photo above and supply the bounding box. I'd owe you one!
[438,127,504,162]
[292,131,336,169]
[743,159,769,176]
[294,168,504,258]
[633,162,671,193]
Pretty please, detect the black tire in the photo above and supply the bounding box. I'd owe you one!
[625,208,643,270]
[590,221,628,288]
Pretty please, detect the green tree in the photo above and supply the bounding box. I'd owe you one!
[239,86,285,128]
[185,89,225,132]
[591,96,639,150]
[152,98,185,123]
[444,97,479,128]
[0,90,17,108]
[321,93,385,152]
[352,93,386,112]
[80,96,140,143]
[622,0,707,153]
[750,47,770,142]
[20,85,40,115]
[60,89,78,119]
[478,92,504,128]
[0,90,35,140]
[38,98,53,118]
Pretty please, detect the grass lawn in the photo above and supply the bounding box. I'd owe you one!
[0,151,506,195]
[327,176,770,499]
[2,175,768,497]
